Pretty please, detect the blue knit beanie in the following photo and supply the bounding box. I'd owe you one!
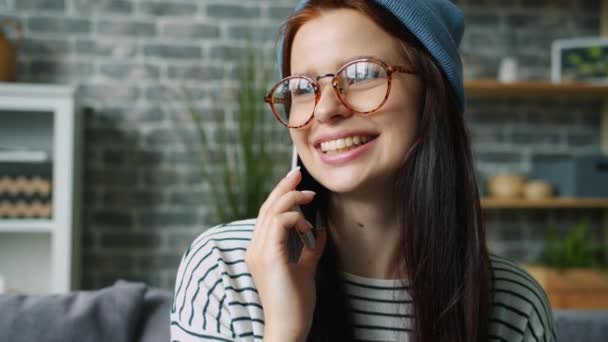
[278,0,465,109]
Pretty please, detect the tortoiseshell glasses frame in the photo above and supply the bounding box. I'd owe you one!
[264,57,418,129]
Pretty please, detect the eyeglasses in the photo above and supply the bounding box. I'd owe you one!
[264,57,417,129]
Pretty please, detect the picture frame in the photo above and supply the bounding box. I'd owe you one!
[551,37,608,83]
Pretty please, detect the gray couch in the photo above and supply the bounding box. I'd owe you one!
[0,280,172,342]
[0,280,607,341]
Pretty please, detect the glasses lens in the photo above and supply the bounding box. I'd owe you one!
[338,61,388,113]
[271,77,316,127]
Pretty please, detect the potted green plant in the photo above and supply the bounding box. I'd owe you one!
[170,47,288,224]
[523,215,608,309]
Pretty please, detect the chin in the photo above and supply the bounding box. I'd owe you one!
[312,169,373,194]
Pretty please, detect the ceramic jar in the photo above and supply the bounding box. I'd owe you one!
[0,18,24,82]
[488,174,526,199]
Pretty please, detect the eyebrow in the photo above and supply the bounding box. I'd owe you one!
[294,54,377,77]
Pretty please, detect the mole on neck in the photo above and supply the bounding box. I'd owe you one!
[357,223,365,228]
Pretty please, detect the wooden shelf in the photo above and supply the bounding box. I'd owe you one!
[465,79,608,99]
[481,198,608,209]
[0,220,53,233]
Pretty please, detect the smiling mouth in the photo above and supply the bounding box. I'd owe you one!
[320,135,378,154]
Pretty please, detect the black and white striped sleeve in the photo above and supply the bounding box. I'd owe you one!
[170,228,236,342]
[490,255,557,342]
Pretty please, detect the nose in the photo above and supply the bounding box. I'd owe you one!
[313,78,353,124]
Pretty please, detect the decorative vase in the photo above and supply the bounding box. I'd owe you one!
[0,18,24,82]
[488,174,526,199]
[523,180,554,200]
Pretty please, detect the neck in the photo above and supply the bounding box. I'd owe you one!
[326,185,405,280]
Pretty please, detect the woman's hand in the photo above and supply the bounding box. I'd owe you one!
[245,167,327,342]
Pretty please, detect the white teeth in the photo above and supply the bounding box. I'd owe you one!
[320,135,374,152]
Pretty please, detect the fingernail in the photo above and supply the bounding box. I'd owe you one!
[301,190,316,196]
[286,166,300,178]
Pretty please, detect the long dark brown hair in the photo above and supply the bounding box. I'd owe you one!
[281,1,493,341]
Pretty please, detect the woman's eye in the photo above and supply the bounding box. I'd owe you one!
[293,87,310,96]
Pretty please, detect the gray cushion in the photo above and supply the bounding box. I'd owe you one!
[137,286,172,342]
[0,280,147,342]
[554,310,608,342]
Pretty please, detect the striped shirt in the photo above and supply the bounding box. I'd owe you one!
[171,219,556,341]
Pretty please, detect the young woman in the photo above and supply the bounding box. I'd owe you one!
[171,1,556,341]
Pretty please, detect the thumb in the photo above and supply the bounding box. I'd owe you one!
[298,227,327,271]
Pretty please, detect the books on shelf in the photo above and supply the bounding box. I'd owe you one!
[0,161,52,219]
[0,147,49,163]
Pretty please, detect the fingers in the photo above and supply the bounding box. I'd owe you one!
[272,190,316,215]
[260,167,302,216]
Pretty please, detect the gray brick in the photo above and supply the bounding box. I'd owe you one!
[167,65,224,81]
[134,106,165,121]
[581,14,601,30]
[143,128,181,146]
[29,60,95,79]
[143,43,202,59]
[469,127,508,145]
[92,210,134,228]
[85,108,128,129]
[511,129,562,146]
[99,62,160,80]
[73,0,132,13]
[160,21,219,38]
[0,0,12,10]
[167,231,200,250]
[209,43,247,60]
[96,19,156,37]
[28,15,91,33]
[143,85,168,103]
[103,189,165,207]
[137,254,182,269]
[102,149,129,166]
[168,191,208,206]
[88,169,138,187]
[20,38,70,56]
[206,4,260,19]
[75,39,138,58]
[100,232,162,249]
[524,111,578,127]
[476,151,522,164]
[85,127,132,146]
[268,5,295,19]
[137,209,198,227]
[15,0,64,10]
[140,168,202,187]
[77,83,140,102]
[30,60,95,77]
[566,131,601,147]
[138,1,198,16]
[161,150,202,165]
[84,254,136,272]
[227,24,279,41]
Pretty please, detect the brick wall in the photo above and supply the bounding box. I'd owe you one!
[0,0,603,289]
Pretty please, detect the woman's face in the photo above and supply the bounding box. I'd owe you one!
[289,8,422,194]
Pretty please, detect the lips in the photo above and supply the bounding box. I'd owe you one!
[315,134,379,165]
[312,130,380,148]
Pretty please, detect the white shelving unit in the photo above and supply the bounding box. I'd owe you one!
[0,83,82,294]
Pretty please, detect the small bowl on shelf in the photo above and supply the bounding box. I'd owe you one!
[488,174,526,199]
[523,180,554,200]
